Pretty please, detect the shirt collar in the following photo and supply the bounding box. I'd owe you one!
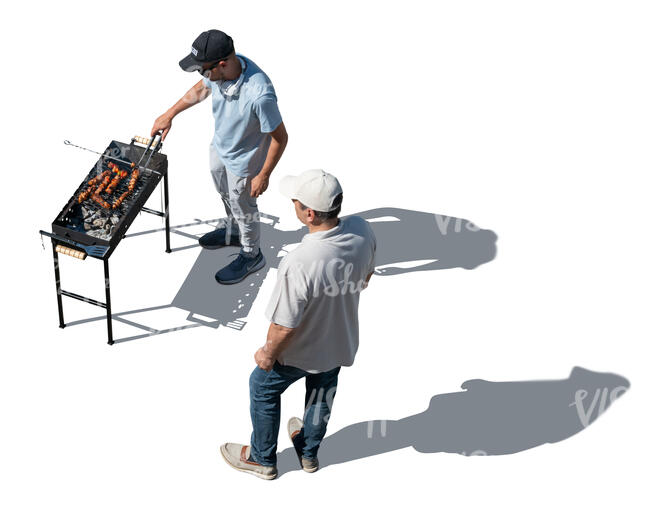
[237,55,247,73]
[302,218,343,242]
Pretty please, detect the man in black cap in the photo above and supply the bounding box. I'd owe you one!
[152,29,288,284]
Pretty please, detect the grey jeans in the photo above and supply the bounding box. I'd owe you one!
[209,144,260,256]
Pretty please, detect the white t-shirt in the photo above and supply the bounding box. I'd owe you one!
[265,215,377,373]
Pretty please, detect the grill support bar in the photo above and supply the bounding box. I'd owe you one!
[51,249,115,345]
[141,207,164,217]
[60,290,107,309]
[140,171,171,253]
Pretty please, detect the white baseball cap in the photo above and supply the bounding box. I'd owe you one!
[278,169,343,212]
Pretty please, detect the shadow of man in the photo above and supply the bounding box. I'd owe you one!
[171,207,498,324]
[357,207,497,274]
[275,366,630,476]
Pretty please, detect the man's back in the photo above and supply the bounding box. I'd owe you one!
[265,215,376,373]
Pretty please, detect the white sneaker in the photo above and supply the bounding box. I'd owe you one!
[220,443,277,480]
[287,417,319,473]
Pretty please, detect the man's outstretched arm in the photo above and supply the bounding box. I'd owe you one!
[151,79,211,140]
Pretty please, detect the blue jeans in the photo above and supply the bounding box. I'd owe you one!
[249,361,341,466]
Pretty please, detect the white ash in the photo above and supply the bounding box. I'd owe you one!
[80,206,121,239]
[87,229,110,239]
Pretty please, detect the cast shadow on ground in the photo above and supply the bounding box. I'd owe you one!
[275,366,630,477]
[66,207,497,342]
[171,207,498,326]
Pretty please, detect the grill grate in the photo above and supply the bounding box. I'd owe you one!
[75,160,150,219]
[51,139,167,253]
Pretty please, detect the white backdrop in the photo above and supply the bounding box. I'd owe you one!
[1,1,648,505]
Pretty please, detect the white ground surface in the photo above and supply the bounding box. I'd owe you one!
[2,2,648,505]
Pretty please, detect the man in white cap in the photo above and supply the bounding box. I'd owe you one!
[220,170,377,479]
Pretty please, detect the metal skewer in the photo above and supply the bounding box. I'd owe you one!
[64,140,136,167]
[63,137,162,176]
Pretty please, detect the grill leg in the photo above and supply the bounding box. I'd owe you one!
[52,242,65,328]
[163,171,171,253]
[104,258,114,345]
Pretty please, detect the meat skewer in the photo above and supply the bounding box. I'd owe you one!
[106,169,128,195]
[78,184,97,204]
[81,162,146,211]
[112,189,131,209]
[94,174,111,195]
[127,169,139,192]
[107,161,127,173]
[91,193,111,210]
[79,167,110,203]
[87,169,110,187]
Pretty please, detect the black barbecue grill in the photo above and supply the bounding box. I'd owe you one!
[39,133,171,345]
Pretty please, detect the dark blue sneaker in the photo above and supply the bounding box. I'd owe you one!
[215,251,266,285]
[199,227,240,249]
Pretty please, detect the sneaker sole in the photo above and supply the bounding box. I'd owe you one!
[219,445,277,480]
[215,255,266,285]
[199,238,241,250]
[199,242,241,250]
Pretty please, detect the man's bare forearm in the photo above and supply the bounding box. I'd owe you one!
[152,79,210,139]
[259,123,288,178]
[167,79,210,118]
[263,322,296,358]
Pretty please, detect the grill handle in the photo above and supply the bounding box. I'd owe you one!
[56,244,87,260]
[39,230,109,258]
[132,135,160,148]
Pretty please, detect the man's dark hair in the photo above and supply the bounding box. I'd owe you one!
[300,192,343,221]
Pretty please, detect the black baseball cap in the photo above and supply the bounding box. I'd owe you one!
[179,29,234,72]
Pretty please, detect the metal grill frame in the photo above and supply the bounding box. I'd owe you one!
[40,136,171,345]
[52,139,167,256]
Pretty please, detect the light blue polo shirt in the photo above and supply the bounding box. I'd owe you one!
[202,53,283,177]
